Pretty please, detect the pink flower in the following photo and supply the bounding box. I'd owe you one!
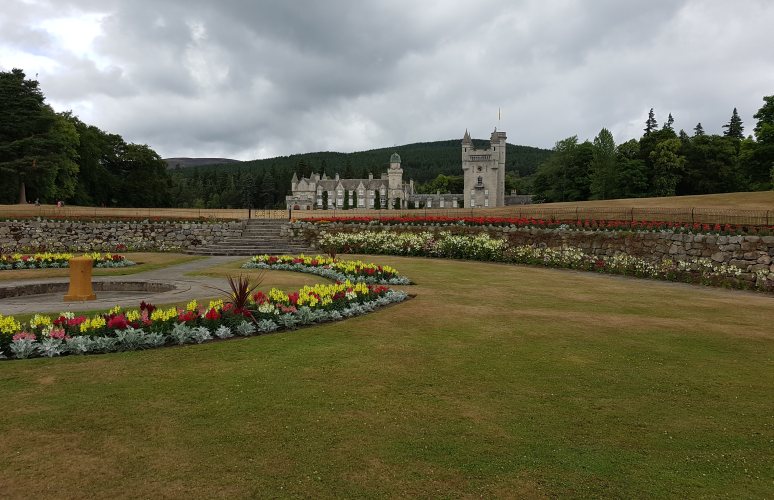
[48,328,68,340]
[12,331,36,342]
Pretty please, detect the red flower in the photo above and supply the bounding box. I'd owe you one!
[107,314,128,330]
[205,308,221,321]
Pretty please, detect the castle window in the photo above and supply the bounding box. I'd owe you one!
[485,189,489,195]
[439,199,444,208]
[358,199,364,207]
[427,199,432,208]
[470,199,475,208]
[484,199,489,207]
[477,176,483,186]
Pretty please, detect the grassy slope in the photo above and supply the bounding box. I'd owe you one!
[536,191,774,210]
[0,256,772,498]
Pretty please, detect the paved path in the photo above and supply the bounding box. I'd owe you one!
[0,256,247,315]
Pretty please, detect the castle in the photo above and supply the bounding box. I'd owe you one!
[286,128,506,210]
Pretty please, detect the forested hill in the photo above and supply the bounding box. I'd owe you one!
[182,140,552,183]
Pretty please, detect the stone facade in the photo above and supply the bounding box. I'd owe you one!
[0,220,243,252]
[286,153,414,210]
[462,128,507,208]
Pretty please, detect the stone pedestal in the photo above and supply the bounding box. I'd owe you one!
[64,257,96,301]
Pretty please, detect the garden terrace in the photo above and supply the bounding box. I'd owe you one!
[0,253,771,497]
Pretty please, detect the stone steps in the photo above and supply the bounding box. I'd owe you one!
[186,219,314,256]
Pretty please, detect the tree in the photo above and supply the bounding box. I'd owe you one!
[531,136,592,202]
[693,122,705,137]
[241,173,256,208]
[261,170,275,208]
[650,139,685,196]
[662,113,675,132]
[322,190,329,210]
[615,140,649,198]
[343,188,350,209]
[0,68,71,204]
[722,107,744,139]
[351,189,358,209]
[644,108,658,135]
[589,128,618,200]
[746,95,774,187]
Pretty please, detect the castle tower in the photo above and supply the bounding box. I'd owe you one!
[387,152,404,209]
[462,128,506,208]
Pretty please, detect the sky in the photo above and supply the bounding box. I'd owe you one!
[1,0,773,160]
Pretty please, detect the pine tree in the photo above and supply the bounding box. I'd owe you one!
[260,170,275,208]
[644,108,658,135]
[693,122,705,137]
[723,107,745,139]
[322,190,328,210]
[662,113,675,132]
[374,191,381,210]
[589,128,617,200]
[351,189,357,209]
[343,189,350,209]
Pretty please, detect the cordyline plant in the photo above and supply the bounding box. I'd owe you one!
[208,271,265,318]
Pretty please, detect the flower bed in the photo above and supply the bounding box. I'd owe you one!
[242,254,411,285]
[0,252,135,270]
[301,215,774,236]
[319,230,774,293]
[0,281,408,360]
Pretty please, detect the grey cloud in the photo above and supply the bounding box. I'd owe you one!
[1,0,772,159]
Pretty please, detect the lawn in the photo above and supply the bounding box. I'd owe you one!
[0,256,772,498]
[0,253,202,282]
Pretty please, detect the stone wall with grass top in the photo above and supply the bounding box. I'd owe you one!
[0,219,244,252]
[284,221,774,275]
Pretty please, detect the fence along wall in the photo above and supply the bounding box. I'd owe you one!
[1,205,772,226]
[285,222,774,280]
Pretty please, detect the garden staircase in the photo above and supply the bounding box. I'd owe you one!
[186,219,314,256]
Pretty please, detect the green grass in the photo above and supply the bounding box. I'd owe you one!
[0,253,203,282]
[0,256,772,498]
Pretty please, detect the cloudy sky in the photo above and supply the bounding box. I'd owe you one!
[2,0,773,160]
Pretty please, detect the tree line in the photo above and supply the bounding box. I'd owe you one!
[0,69,171,207]
[530,99,774,203]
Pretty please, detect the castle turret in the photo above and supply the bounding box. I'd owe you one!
[387,152,404,209]
[462,128,506,208]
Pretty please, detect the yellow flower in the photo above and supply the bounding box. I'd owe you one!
[0,314,22,335]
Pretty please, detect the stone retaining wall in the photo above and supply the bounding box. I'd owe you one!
[0,220,244,252]
[283,222,774,275]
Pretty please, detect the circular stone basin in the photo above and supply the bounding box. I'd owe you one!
[0,281,177,299]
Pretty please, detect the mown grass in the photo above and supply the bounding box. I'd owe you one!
[0,256,772,498]
[0,253,202,282]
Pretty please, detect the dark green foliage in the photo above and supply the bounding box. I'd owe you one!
[644,108,658,135]
[0,69,76,204]
[343,189,350,209]
[0,68,172,207]
[181,139,552,209]
[531,137,593,202]
[693,123,705,137]
[722,107,745,139]
[746,96,774,188]
[589,128,618,200]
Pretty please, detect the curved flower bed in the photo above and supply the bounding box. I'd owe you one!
[0,281,408,360]
[242,254,411,285]
[0,252,134,270]
[302,215,774,236]
[320,230,774,293]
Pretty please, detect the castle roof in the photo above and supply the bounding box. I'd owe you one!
[462,129,472,144]
[390,152,401,163]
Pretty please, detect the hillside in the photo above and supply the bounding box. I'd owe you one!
[182,139,553,183]
[164,157,241,169]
